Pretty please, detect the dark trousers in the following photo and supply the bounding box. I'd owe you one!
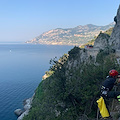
[102,91,120,117]
[107,91,120,99]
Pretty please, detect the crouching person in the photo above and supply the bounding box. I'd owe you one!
[97,69,120,119]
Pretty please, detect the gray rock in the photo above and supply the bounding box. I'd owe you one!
[24,104,31,110]
[94,32,110,49]
[14,109,23,116]
[118,117,120,120]
[23,98,32,110]
[17,110,29,120]
[109,5,120,49]
[16,94,35,120]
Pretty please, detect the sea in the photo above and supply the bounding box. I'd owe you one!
[0,43,73,120]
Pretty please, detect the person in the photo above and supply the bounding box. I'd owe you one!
[100,69,120,118]
[101,69,120,99]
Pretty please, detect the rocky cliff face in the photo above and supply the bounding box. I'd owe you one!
[93,32,110,49]
[109,5,120,49]
[89,5,120,50]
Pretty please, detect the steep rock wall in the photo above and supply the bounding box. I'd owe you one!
[109,5,120,49]
[94,32,110,49]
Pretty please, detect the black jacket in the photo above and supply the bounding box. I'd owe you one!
[102,76,116,91]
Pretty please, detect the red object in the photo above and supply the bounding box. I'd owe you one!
[109,69,118,77]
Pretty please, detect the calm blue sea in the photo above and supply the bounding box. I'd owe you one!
[0,44,73,120]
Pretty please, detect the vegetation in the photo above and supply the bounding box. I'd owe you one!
[80,38,95,48]
[68,46,81,60]
[43,54,69,80]
[104,27,113,36]
[23,44,120,120]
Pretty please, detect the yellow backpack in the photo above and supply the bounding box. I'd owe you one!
[96,96,110,118]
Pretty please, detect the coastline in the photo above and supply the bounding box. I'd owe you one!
[26,42,76,46]
[15,93,35,120]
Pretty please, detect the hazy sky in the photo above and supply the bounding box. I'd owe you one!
[0,0,119,42]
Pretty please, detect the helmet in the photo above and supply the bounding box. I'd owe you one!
[109,69,118,77]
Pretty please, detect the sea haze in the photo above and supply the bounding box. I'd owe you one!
[0,44,73,120]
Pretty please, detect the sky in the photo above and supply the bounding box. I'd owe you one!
[0,0,120,42]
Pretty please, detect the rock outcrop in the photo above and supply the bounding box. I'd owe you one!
[14,94,35,120]
[93,32,110,49]
[14,109,23,116]
[109,5,120,49]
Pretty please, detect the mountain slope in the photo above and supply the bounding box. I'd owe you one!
[26,23,115,46]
